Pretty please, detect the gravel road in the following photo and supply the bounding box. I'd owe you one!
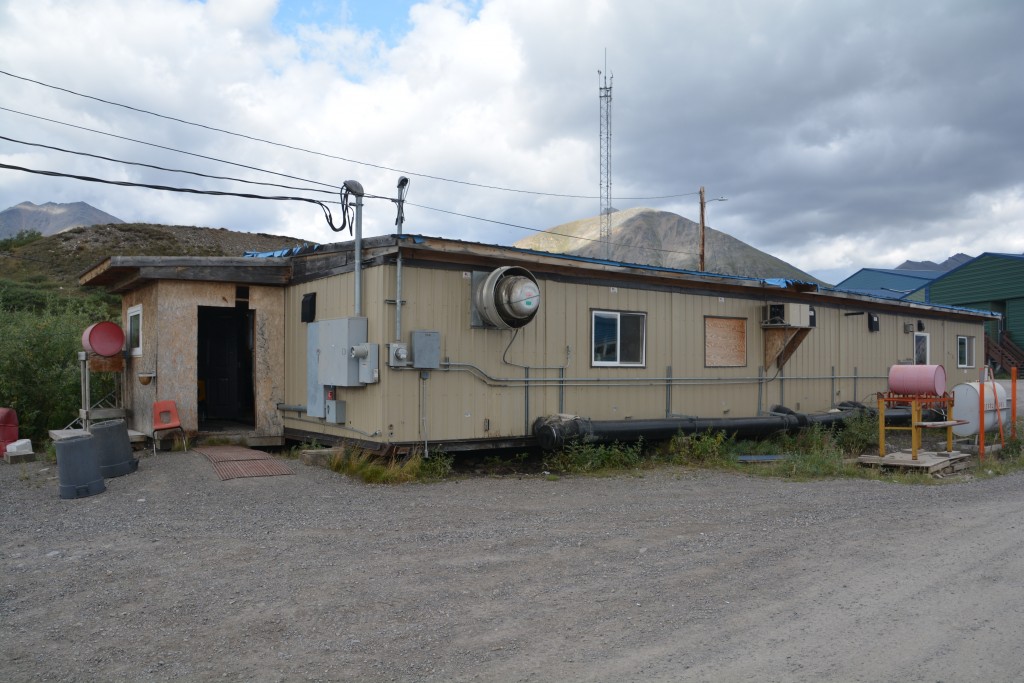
[3,449,1024,682]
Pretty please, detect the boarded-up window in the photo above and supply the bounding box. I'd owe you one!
[705,316,746,367]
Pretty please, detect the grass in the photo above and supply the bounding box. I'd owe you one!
[299,415,1024,485]
[542,438,644,474]
[537,415,1024,484]
[326,446,454,484]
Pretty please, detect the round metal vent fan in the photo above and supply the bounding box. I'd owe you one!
[473,266,541,329]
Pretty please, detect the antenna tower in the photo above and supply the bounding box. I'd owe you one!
[598,56,613,260]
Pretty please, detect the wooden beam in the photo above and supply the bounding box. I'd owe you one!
[763,327,811,370]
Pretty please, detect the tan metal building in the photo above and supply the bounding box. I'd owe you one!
[81,236,995,452]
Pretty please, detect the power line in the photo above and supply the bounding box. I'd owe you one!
[0,134,336,196]
[1,68,700,201]
[0,162,343,231]
[0,106,339,191]
[0,158,702,261]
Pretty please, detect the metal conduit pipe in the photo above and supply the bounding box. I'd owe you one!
[343,180,365,317]
[434,361,885,387]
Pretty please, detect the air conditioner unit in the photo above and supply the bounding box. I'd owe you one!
[762,303,811,328]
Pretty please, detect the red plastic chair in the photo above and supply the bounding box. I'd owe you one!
[152,400,187,455]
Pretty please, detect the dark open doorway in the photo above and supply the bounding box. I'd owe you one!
[197,302,255,431]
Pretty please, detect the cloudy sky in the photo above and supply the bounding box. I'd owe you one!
[2,0,1022,283]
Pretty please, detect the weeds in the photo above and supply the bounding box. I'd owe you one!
[283,438,324,459]
[326,446,453,484]
[663,430,735,467]
[416,448,455,480]
[542,438,644,474]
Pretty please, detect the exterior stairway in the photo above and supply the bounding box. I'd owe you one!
[986,332,1024,372]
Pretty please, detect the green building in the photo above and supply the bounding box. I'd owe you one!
[908,253,1024,369]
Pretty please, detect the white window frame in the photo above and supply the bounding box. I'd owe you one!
[127,304,143,356]
[913,332,930,365]
[957,335,975,368]
[591,310,646,367]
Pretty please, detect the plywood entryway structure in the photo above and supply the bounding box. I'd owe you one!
[79,257,290,447]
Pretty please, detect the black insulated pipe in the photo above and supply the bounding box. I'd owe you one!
[533,402,905,451]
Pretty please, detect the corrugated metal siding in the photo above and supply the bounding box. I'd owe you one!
[929,255,1024,304]
[1007,298,1024,344]
[281,261,989,445]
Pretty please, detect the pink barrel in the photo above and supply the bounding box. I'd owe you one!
[888,364,946,396]
[82,321,125,357]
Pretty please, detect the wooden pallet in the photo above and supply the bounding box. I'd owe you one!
[857,450,972,474]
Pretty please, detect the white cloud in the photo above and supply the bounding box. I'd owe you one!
[2,0,1023,282]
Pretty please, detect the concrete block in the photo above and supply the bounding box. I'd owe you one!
[6,439,33,455]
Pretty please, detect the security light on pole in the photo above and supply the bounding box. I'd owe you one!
[699,186,727,272]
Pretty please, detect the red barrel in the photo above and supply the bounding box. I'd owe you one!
[82,321,126,357]
[0,407,17,451]
[888,364,946,396]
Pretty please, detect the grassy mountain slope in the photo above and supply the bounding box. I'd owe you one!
[2,223,312,290]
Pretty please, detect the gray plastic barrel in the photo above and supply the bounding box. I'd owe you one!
[89,419,139,478]
[55,433,106,499]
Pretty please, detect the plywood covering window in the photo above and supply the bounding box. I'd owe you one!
[592,310,646,366]
[957,335,975,368]
[705,316,746,367]
[127,304,143,356]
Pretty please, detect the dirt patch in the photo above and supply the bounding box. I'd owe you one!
[3,451,1024,682]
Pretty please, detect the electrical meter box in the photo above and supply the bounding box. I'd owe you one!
[351,343,380,384]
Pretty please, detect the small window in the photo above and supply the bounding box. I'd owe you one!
[127,304,143,356]
[914,332,929,365]
[957,335,975,368]
[592,310,646,366]
[705,316,747,367]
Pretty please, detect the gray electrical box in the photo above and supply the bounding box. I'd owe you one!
[411,330,441,369]
[317,317,367,387]
[387,342,410,368]
[352,343,380,384]
[306,322,324,417]
[325,399,346,424]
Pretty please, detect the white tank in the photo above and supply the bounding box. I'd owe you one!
[994,380,1024,421]
[951,382,1011,436]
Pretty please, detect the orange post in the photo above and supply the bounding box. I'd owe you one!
[877,394,887,456]
[1013,367,1018,440]
[979,378,986,463]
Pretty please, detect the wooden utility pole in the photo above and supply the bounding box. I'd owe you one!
[699,186,706,272]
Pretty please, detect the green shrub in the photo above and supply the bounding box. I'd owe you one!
[836,412,878,456]
[417,448,454,480]
[542,438,644,473]
[664,430,735,466]
[0,297,118,443]
[0,229,43,251]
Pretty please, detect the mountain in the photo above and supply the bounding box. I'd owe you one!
[896,253,973,272]
[2,223,312,289]
[0,201,125,238]
[513,207,825,284]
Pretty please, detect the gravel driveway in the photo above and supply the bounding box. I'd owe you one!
[3,449,1024,682]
